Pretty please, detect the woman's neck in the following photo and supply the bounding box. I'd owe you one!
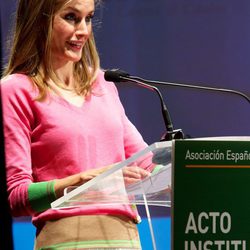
[52,61,75,89]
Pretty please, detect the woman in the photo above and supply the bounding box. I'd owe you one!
[1,0,153,249]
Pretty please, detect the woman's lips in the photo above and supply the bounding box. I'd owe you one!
[67,41,83,51]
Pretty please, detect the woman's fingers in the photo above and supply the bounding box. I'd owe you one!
[123,166,150,184]
[78,165,150,186]
[79,165,113,183]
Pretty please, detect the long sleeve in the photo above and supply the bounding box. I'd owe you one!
[1,75,56,216]
[2,75,35,216]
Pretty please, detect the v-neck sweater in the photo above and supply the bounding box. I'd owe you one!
[1,70,149,228]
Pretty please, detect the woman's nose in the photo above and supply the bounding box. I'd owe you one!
[75,20,90,36]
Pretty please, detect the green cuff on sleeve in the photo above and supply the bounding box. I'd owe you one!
[151,164,164,174]
[28,180,56,213]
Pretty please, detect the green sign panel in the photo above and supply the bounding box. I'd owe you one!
[173,139,250,250]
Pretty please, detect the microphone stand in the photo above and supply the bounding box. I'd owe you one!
[105,68,250,140]
[120,76,184,141]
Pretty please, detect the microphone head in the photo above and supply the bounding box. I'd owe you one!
[104,69,130,82]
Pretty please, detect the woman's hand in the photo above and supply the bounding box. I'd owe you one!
[122,166,151,185]
[78,165,113,184]
[54,164,151,198]
[54,165,113,198]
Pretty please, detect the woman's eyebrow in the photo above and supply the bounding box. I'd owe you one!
[64,6,95,14]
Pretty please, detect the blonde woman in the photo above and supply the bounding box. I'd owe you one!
[1,0,152,249]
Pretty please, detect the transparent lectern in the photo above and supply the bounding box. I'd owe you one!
[51,141,172,250]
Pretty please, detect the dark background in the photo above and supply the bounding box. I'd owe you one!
[0,1,14,249]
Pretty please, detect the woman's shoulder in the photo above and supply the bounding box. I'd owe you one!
[94,69,106,84]
[1,73,36,95]
[1,73,32,86]
[93,69,117,92]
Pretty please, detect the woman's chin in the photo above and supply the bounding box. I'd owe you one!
[64,52,82,63]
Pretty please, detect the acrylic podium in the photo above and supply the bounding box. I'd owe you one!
[51,141,172,250]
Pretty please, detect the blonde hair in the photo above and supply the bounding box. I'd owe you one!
[3,0,101,100]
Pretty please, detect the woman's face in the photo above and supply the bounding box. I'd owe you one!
[50,0,95,66]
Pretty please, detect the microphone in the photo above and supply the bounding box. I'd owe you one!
[104,69,250,104]
[104,69,184,141]
[104,69,130,82]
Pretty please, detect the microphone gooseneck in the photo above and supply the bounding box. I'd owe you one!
[104,69,184,141]
[104,69,250,104]
[124,75,250,104]
[121,77,174,133]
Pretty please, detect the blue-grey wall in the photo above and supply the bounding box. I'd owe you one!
[1,1,250,249]
[94,0,250,143]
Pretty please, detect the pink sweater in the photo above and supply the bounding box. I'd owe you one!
[1,71,149,228]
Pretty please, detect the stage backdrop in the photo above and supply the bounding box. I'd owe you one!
[1,1,250,250]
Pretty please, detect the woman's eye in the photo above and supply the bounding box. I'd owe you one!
[85,14,94,23]
[64,13,78,22]
[63,12,94,24]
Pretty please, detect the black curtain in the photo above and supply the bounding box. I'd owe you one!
[0,11,14,250]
